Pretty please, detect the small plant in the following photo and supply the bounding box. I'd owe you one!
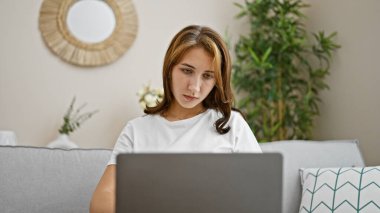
[58,97,98,135]
[232,0,340,142]
[137,84,164,110]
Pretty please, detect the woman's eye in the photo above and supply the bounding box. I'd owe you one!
[181,68,192,74]
[203,73,214,79]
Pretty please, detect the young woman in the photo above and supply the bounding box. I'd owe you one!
[90,25,261,213]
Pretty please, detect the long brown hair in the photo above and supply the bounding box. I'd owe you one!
[145,25,235,134]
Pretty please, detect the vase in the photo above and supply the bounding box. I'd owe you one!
[0,130,18,146]
[47,134,79,149]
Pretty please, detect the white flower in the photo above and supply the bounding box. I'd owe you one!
[154,88,164,95]
[146,100,157,107]
[139,101,147,109]
[137,83,164,110]
[144,93,156,104]
[137,88,146,97]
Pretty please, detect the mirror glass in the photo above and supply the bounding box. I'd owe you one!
[67,0,116,43]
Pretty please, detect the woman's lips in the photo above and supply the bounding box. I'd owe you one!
[183,95,198,102]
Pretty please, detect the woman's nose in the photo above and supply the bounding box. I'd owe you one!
[188,76,201,93]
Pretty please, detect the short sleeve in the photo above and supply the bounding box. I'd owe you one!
[107,123,134,165]
[233,114,262,153]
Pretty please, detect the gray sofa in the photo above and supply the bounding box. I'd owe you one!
[0,140,365,213]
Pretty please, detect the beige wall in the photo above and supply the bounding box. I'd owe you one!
[0,0,247,147]
[1,0,379,165]
[304,0,380,166]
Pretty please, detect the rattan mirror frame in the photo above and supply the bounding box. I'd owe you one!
[39,0,138,67]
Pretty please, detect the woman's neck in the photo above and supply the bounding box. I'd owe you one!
[163,103,206,121]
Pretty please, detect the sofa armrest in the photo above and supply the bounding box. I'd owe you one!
[260,139,365,213]
[0,146,112,213]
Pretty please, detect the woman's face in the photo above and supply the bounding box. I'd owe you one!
[170,47,216,111]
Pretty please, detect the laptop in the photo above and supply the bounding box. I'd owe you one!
[116,153,283,213]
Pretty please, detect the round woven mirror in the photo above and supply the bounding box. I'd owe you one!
[39,0,138,67]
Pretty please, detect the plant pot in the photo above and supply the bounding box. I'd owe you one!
[47,134,79,149]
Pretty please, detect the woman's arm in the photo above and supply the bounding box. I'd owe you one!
[90,165,116,213]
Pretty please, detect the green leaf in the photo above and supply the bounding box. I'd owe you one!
[261,47,272,63]
[248,48,260,64]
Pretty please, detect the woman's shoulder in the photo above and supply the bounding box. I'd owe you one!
[230,110,247,126]
[231,110,244,118]
[208,109,245,123]
[123,114,160,128]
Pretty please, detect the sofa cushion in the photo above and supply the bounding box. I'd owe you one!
[260,140,365,213]
[299,166,380,212]
[0,145,112,213]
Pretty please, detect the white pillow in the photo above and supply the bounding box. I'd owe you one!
[299,166,380,213]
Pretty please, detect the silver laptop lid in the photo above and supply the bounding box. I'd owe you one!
[116,153,283,213]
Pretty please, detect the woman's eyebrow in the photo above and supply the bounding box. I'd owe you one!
[180,63,195,69]
[180,63,214,72]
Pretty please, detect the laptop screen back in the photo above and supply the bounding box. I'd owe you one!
[116,153,282,213]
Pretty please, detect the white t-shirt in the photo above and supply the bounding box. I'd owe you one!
[108,109,262,165]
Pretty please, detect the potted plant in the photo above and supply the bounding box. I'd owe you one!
[232,0,340,142]
[47,97,98,149]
